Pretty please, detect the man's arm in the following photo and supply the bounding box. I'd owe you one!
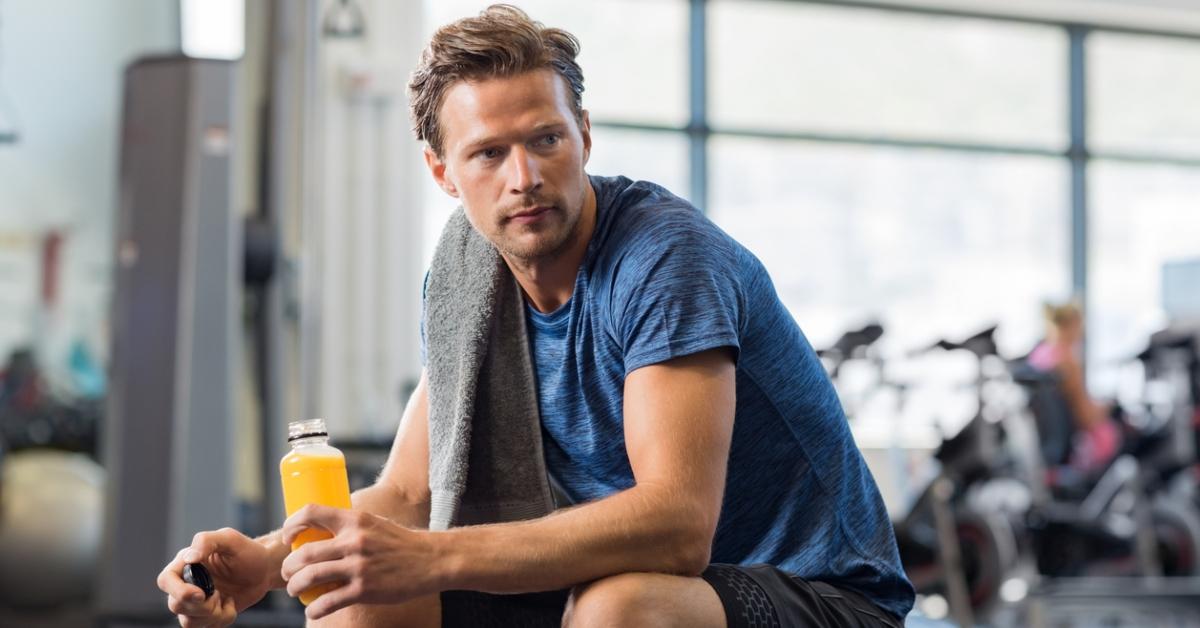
[440,347,735,590]
[281,348,736,620]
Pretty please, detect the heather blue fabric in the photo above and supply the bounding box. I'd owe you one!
[523,175,914,619]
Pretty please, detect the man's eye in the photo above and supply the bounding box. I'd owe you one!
[479,148,501,160]
[539,134,560,146]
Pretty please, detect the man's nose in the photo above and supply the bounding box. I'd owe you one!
[507,147,543,195]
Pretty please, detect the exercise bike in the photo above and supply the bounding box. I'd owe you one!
[1010,344,1200,580]
[891,326,1022,624]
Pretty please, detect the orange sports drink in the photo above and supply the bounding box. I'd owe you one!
[280,418,353,605]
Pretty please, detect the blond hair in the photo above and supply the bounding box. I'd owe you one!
[1043,300,1083,330]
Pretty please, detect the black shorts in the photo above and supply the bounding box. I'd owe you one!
[702,564,904,628]
[440,564,902,628]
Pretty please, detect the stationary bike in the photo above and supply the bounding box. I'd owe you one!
[1010,342,1200,579]
[892,326,1021,621]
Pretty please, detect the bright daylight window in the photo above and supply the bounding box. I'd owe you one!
[1087,33,1200,394]
[708,1,1071,362]
[709,1,1067,149]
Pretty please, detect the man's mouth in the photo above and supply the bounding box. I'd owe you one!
[508,206,554,223]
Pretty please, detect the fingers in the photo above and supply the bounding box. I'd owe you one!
[285,557,353,599]
[218,592,239,625]
[158,548,208,607]
[170,593,232,624]
[304,579,363,621]
[167,591,216,618]
[280,536,345,582]
[161,527,250,624]
[282,504,351,546]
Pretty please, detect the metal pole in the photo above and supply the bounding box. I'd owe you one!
[688,0,708,212]
[931,476,975,628]
[1068,26,1089,369]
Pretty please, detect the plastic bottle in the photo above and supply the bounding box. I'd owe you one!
[280,418,353,605]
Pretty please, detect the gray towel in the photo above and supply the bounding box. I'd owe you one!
[424,208,556,530]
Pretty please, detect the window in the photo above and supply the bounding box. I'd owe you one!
[1089,161,1200,393]
[587,127,688,195]
[1090,33,1200,157]
[710,1,1067,149]
[707,2,1073,359]
[709,138,1068,356]
[1088,32,1200,394]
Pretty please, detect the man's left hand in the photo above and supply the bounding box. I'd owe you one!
[280,504,440,620]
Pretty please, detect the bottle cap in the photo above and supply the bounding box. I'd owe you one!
[183,563,215,599]
[287,418,328,442]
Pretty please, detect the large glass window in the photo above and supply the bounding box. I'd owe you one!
[1089,161,1200,393]
[709,138,1069,356]
[587,127,689,195]
[707,1,1073,360]
[1088,32,1200,395]
[710,1,1067,149]
[1090,33,1200,157]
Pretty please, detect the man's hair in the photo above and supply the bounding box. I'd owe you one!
[408,4,585,157]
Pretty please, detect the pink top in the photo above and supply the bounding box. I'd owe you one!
[1028,341,1064,371]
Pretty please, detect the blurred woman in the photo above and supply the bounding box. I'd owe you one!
[1027,301,1122,474]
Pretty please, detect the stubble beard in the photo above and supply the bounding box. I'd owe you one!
[494,186,587,267]
[496,207,580,267]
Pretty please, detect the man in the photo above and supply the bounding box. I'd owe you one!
[158,5,913,627]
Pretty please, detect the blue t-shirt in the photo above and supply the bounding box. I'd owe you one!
[523,175,914,619]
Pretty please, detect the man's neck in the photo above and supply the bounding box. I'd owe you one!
[505,181,597,314]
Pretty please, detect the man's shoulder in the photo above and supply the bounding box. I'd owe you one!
[592,174,730,263]
[593,174,698,222]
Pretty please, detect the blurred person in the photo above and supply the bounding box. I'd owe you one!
[1027,301,1122,475]
[157,5,912,627]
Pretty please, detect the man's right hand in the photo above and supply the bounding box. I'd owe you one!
[157,527,277,628]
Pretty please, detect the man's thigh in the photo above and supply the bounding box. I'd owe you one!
[439,573,725,628]
[565,572,726,628]
[312,593,441,627]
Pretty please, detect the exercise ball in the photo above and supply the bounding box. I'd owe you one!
[0,449,104,608]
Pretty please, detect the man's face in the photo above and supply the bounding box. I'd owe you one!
[426,69,592,264]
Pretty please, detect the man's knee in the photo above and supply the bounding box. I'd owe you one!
[562,573,658,628]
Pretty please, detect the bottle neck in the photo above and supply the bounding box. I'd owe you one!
[289,435,330,449]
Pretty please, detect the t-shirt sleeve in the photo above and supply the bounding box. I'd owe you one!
[611,220,743,376]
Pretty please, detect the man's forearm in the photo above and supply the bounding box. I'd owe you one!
[431,483,713,594]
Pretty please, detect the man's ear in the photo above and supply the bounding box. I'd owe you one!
[424,146,459,198]
[580,110,592,167]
